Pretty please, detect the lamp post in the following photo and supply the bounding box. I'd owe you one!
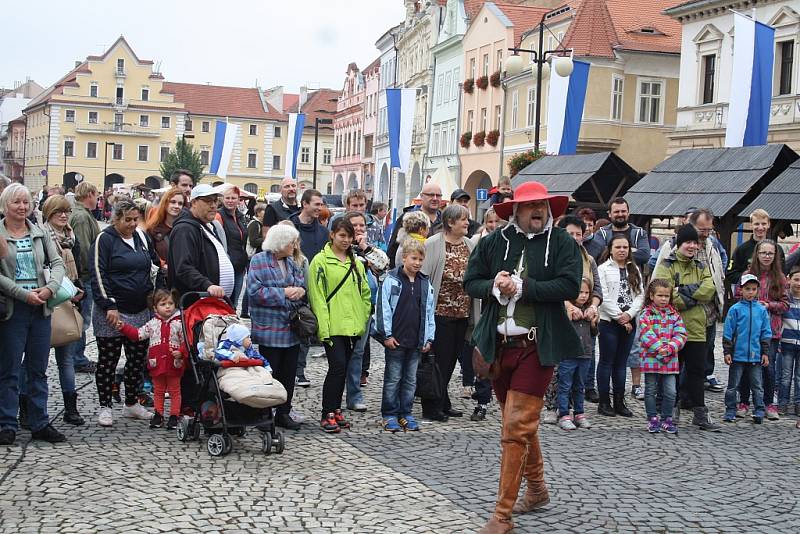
[103,141,115,186]
[504,14,573,152]
[312,116,333,191]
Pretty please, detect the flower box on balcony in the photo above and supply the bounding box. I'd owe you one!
[460,131,472,148]
[490,71,501,87]
[463,78,474,94]
[473,131,486,147]
[486,129,500,147]
[476,75,489,90]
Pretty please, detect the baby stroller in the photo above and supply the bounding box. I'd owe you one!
[177,292,285,457]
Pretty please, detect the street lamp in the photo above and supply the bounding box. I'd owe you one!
[312,115,333,191]
[505,13,573,152]
[103,141,115,186]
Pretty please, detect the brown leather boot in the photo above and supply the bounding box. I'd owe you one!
[481,390,542,533]
[513,431,550,513]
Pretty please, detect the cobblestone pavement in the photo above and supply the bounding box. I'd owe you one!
[1,327,799,533]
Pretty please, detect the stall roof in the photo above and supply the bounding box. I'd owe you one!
[511,151,640,207]
[739,159,800,220]
[625,144,798,218]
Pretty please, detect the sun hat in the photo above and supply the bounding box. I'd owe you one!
[493,181,569,221]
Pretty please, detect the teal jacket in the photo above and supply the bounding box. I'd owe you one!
[464,223,583,366]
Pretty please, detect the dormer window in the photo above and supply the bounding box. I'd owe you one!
[116,58,125,74]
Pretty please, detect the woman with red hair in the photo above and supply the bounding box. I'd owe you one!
[145,188,185,267]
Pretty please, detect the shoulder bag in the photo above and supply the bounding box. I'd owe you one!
[50,301,83,347]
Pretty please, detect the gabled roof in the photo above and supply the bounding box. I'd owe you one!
[286,89,338,129]
[563,0,618,57]
[87,36,154,65]
[626,145,799,218]
[25,61,91,110]
[283,94,299,110]
[161,82,282,120]
[740,159,800,220]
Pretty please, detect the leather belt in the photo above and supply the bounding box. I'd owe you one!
[497,334,534,348]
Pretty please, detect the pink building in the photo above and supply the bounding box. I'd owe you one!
[332,63,365,195]
[361,58,380,197]
[5,117,26,180]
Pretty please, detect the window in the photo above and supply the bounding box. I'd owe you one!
[441,128,448,155]
[65,110,75,123]
[701,55,715,104]
[116,86,124,105]
[86,142,97,159]
[272,155,281,169]
[450,124,456,152]
[200,149,209,165]
[184,119,192,131]
[480,108,487,131]
[116,58,125,74]
[437,74,444,105]
[141,88,149,101]
[90,84,98,98]
[247,151,257,168]
[611,76,624,120]
[114,113,124,131]
[112,144,123,160]
[452,68,460,100]
[162,116,171,129]
[140,115,149,127]
[637,80,663,124]
[64,140,74,157]
[511,90,519,130]
[160,146,170,162]
[323,148,332,165]
[444,72,452,103]
[300,146,310,164]
[88,111,98,124]
[495,105,502,130]
[779,41,794,96]
[432,131,439,156]
[249,124,257,136]
[274,126,281,138]
[526,88,536,126]
[202,121,210,133]
[496,49,503,72]
[483,54,489,76]
[466,110,474,132]
[469,58,476,79]
[138,145,149,162]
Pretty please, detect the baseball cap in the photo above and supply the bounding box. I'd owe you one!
[451,188,471,201]
[740,273,760,287]
[189,184,228,202]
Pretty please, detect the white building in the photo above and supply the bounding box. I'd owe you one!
[666,0,800,152]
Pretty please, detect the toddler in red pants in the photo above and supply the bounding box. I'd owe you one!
[119,289,186,429]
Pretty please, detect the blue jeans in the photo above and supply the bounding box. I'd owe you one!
[556,358,591,416]
[231,270,245,311]
[381,347,420,418]
[71,283,94,367]
[739,338,778,406]
[644,373,676,419]
[20,342,77,395]
[346,317,371,407]
[627,320,644,369]
[597,321,635,396]
[726,362,765,418]
[779,343,800,406]
[0,302,52,432]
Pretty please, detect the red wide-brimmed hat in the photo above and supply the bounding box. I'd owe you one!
[493,181,569,221]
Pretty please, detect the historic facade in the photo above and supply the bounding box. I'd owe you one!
[332,63,365,195]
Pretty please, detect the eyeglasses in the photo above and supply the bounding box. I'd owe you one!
[758,251,775,257]
[197,196,219,205]
[55,209,72,215]
[422,193,442,198]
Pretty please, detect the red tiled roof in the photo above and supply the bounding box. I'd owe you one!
[494,3,551,46]
[25,61,91,110]
[563,0,618,57]
[161,82,282,120]
[283,94,299,110]
[289,89,338,130]
[364,57,381,75]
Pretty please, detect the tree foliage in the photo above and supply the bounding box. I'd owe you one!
[160,138,204,183]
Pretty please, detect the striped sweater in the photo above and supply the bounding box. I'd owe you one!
[781,294,800,347]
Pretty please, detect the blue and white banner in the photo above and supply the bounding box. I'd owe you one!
[546,59,590,155]
[285,112,306,178]
[725,13,774,147]
[387,88,415,173]
[209,120,239,178]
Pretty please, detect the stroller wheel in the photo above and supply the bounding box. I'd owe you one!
[177,417,190,442]
[191,420,202,441]
[222,433,233,455]
[260,432,273,455]
[275,431,285,454]
[207,434,226,457]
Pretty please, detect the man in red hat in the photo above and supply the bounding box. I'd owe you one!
[465,181,583,534]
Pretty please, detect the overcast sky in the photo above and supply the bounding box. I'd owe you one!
[2,0,406,93]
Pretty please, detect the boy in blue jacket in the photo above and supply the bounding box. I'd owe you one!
[722,274,773,424]
[374,238,435,432]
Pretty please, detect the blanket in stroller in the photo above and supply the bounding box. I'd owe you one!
[217,366,287,408]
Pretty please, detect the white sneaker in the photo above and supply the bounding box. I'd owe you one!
[574,414,591,429]
[97,406,113,427]
[122,402,152,420]
[289,408,305,423]
[543,409,558,424]
[349,402,368,412]
[558,415,577,430]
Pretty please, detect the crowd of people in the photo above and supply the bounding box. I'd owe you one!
[1,170,800,532]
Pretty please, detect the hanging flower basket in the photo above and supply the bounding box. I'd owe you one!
[476,75,489,90]
[490,71,501,87]
[473,131,486,147]
[486,129,500,147]
[460,131,472,148]
[463,78,474,94]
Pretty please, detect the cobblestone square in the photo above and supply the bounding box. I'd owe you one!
[1,331,798,533]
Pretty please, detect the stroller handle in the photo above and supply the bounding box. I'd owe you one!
[180,291,234,310]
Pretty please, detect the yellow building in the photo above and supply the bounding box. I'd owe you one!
[502,0,681,177]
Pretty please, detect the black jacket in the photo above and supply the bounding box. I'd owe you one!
[217,207,248,271]
[168,212,224,296]
[289,212,329,262]
[263,199,300,227]
[90,226,160,313]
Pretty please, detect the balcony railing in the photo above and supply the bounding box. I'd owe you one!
[74,122,161,137]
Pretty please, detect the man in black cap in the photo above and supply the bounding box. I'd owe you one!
[450,188,480,238]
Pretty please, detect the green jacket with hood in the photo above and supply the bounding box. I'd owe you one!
[308,242,372,343]
[464,219,583,366]
[652,251,715,342]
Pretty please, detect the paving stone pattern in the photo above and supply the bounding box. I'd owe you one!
[1,328,799,533]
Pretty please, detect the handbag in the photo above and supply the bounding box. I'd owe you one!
[415,352,442,400]
[50,301,83,347]
[289,303,318,339]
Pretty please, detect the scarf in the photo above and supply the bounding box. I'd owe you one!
[44,222,78,281]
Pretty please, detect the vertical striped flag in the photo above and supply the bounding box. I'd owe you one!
[387,88,416,173]
[546,60,590,155]
[725,12,775,147]
[209,120,239,178]
[284,112,306,178]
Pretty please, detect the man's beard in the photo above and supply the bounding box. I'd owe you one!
[611,218,628,229]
